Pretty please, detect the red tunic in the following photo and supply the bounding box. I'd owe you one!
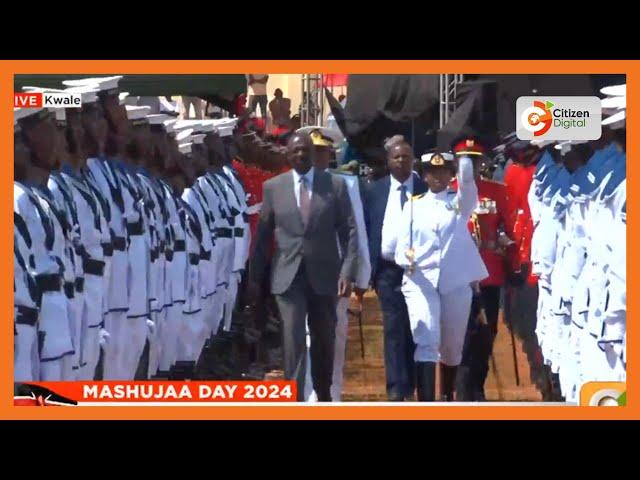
[503,162,537,285]
[452,178,512,287]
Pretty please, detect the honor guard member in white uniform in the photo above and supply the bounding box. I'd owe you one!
[176,120,225,337]
[15,106,75,381]
[384,152,487,401]
[544,141,590,401]
[179,138,216,362]
[302,127,371,402]
[70,77,134,380]
[14,115,42,382]
[151,116,189,376]
[198,129,235,332]
[175,123,219,338]
[43,102,85,381]
[212,122,246,332]
[67,86,114,380]
[175,143,207,378]
[126,104,166,379]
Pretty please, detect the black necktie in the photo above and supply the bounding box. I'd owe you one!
[399,184,408,210]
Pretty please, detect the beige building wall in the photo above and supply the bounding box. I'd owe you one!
[253,74,348,126]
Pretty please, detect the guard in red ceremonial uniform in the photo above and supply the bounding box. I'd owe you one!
[450,138,516,401]
[500,136,554,399]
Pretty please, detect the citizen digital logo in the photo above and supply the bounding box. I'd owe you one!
[516,96,601,141]
[14,92,82,108]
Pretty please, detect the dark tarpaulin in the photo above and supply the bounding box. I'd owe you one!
[475,74,602,136]
[342,74,439,136]
[13,74,247,105]
[437,80,499,151]
[326,75,439,165]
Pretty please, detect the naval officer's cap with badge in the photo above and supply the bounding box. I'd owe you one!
[420,151,456,174]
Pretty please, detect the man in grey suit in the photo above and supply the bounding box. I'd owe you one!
[249,132,358,401]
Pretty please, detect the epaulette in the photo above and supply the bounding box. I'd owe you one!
[412,193,426,200]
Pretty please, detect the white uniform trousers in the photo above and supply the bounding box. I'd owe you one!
[401,273,472,366]
[15,324,39,382]
[78,273,104,380]
[39,290,74,381]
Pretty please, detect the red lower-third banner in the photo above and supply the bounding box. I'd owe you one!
[14,381,297,406]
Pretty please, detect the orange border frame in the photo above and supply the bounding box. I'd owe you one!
[2,60,636,420]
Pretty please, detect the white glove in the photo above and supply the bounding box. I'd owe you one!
[146,319,156,335]
[99,329,111,346]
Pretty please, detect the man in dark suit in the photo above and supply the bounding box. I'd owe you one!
[249,132,358,401]
[364,135,428,401]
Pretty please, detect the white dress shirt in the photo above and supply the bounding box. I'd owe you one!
[292,167,315,208]
[380,175,414,261]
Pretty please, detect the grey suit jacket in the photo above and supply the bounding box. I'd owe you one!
[250,168,358,296]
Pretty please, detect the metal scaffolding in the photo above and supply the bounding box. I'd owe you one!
[300,74,324,127]
[439,74,464,128]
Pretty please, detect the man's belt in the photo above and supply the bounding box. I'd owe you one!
[234,228,244,238]
[216,228,233,238]
[75,277,85,293]
[189,254,200,265]
[126,219,144,236]
[83,258,105,276]
[174,240,186,252]
[35,274,62,293]
[101,242,114,257]
[113,236,127,251]
[64,282,75,299]
[16,306,38,326]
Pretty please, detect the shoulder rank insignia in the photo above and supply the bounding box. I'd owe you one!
[412,193,426,200]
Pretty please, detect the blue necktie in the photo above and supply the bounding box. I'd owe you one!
[399,185,408,210]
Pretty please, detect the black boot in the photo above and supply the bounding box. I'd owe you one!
[454,365,475,402]
[416,362,436,401]
[441,364,458,402]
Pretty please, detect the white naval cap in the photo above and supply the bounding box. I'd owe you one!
[20,86,69,120]
[64,85,100,104]
[297,125,343,146]
[176,128,194,143]
[600,84,626,97]
[179,143,192,155]
[14,106,48,122]
[602,109,626,130]
[196,120,218,133]
[192,134,205,144]
[147,114,172,124]
[62,76,123,96]
[421,151,455,165]
[530,139,555,149]
[164,119,177,134]
[174,120,204,129]
[126,105,151,121]
[21,86,65,93]
[601,95,626,110]
[119,92,130,105]
[555,140,588,155]
[218,125,234,137]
